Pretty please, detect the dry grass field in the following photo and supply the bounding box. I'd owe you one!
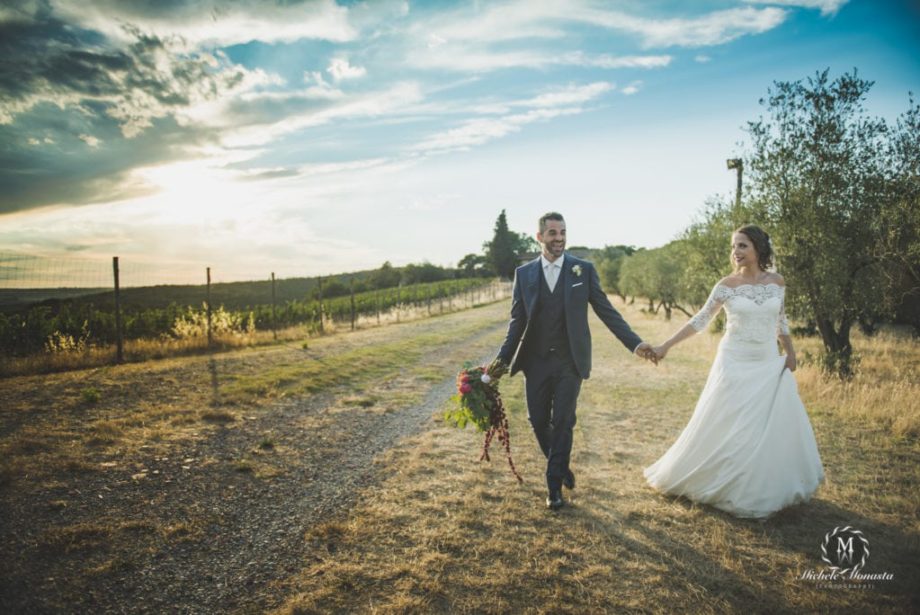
[275,300,920,614]
[1,296,917,613]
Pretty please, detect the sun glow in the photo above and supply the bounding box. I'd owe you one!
[133,160,261,225]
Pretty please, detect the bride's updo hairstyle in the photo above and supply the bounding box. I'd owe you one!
[734,224,774,271]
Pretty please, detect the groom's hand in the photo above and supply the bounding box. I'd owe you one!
[486,357,509,380]
[634,342,659,365]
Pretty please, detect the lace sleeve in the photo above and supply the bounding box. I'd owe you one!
[777,289,790,336]
[688,284,730,332]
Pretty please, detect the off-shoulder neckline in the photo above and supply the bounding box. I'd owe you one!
[716,282,785,290]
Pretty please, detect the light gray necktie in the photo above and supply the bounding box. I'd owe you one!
[546,262,559,292]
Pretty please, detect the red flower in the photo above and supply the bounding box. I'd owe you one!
[459,382,472,394]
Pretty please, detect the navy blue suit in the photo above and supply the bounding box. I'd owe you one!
[496,253,643,491]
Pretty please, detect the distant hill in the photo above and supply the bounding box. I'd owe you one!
[0,263,469,313]
[0,288,110,312]
[0,274,370,313]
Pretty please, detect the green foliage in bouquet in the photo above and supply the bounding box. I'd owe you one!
[445,360,522,483]
[445,362,494,431]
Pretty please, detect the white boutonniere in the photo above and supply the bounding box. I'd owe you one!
[572,264,582,277]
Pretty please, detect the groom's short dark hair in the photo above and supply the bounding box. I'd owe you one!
[538,212,564,233]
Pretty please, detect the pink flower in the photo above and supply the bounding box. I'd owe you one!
[459,382,472,395]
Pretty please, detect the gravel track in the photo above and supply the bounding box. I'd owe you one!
[0,316,505,614]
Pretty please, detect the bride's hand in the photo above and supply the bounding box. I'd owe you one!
[652,345,668,361]
[784,353,797,372]
[635,342,658,365]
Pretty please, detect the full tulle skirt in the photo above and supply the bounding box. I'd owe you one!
[644,338,824,518]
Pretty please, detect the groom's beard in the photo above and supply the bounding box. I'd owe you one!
[545,242,564,257]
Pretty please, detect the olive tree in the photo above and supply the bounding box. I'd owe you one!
[746,69,904,377]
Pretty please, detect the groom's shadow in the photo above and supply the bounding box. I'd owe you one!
[568,494,918,612]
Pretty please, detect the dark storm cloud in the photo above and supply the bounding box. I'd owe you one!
[0,104,222,214]
[0,2,257,214]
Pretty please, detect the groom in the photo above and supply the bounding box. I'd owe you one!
[490,212,656,510]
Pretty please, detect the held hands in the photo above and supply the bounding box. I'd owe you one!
[635,342,659,366]
[636,342,670,365]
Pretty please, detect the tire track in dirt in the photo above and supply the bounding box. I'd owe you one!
[0,309,507,614]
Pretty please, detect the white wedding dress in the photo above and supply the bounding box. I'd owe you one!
[644,283,824,518]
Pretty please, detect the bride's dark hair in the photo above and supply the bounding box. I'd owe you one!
[734,224,773,271]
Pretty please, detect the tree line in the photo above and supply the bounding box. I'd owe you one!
[593,69,918,378]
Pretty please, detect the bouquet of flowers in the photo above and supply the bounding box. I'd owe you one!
[444,359,523,483]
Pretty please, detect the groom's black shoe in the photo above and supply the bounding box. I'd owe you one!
[546,489,564,510]
[563,469,575,490]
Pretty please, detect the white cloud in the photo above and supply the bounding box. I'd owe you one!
[410,1,787,52]
[327,58,367,82]
[520,82,615,108]
[743,0,849,17]
[412,111,557,153]
[414,82,613,153]
[49,0,357,47]
[427,34,447,49]
[409,47,671,72]
[621,81,642,96]
[695,54,712,63]
[402,2,778,74]
[400,193,461,213]
[221,81,425,148]
[0,25,283,140]
[559,52,673,69]
[580,6,788,48]
[415,1,568,44]
[78,134,101,148]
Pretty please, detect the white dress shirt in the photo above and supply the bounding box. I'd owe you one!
[540,253,564,293]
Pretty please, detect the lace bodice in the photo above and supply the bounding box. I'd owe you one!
[688,283,790,343]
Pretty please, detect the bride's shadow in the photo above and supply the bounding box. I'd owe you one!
[761,498,919,591]
[569,493,918,611]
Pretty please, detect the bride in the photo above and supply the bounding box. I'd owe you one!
[644,225,824,518]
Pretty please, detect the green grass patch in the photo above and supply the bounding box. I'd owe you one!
[224,322,492,404]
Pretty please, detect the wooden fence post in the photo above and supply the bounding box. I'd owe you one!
[317,276,324,334]
[350,278,356,331]
[112,256,123,364]
[206,267,212,349]
[271,272,277,340]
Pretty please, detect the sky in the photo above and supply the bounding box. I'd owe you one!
[0,0,918,286]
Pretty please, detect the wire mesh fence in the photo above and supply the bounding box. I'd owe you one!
[0,252,511,376]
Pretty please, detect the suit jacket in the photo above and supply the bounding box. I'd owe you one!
[497,254,642,379]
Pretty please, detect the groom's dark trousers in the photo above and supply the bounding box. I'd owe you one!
[524,348,581,491]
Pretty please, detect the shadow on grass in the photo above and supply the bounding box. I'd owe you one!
[564,492,918,612]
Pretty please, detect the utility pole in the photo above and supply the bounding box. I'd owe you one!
[727,158,743,214]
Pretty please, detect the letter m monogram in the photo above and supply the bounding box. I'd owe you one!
[837,536,854,563]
